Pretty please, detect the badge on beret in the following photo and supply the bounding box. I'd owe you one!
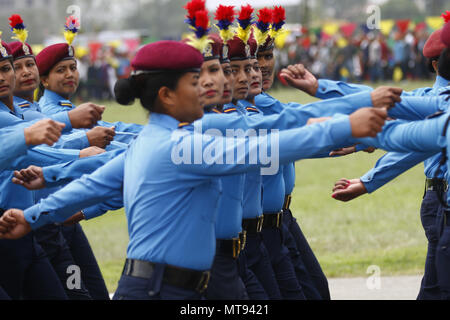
[0,46,8,58]
[204,43,213,58]
[222,44,229,60]
[266,38,274,49]
[245,44,250,58]
[68,46,74,57]
[23,44,30,55]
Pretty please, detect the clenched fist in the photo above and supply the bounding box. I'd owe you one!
[349,108,387,137]
[370,86,402,109]
[68,103,105,129]
[86,126,115,148]
[24,119,65,146]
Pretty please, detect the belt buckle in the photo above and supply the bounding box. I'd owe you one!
[232,238,241,259]
[257,215,264,233]
[196,271,211,293]
[276,211,283,228]
[283,194,292,210]
[239,231,247,251]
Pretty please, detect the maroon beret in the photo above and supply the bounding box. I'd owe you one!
[442,22,450,47]
[207,34,227,62]
[258,36,275,53]
[131,40,203,72]
[36,43,75,76]
[423,29,445,58]
[227,35,250,61]
[0,41,12,61]
[8,41,33,60]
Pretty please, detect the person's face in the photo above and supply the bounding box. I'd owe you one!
[220,62,234,104]
[257,48,275,91]
[230,59,251,101]
[0,59,15,99]
[169,72,203,123]
[13,57,39,96]
[247,58,262,100]
[199,59,225,107]
[41,59,79,99]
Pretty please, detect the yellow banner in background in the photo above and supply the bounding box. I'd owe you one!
[322,22,339,36]
[380,20,394,36]
[275,30,291,48]
[425,16,444,30]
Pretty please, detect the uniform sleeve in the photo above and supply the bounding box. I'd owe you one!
[43,148,125,188]
[355,117,447,154]
[97,120,143,134]
[199,92,371,133]
[360,151,431,193]
[24,152,125,229]
[315,79,373,99]
[388,96,447,121]
[175,115,353,178]
[0,127,28,171]
[22,109,73,133]
[7,145,80,171]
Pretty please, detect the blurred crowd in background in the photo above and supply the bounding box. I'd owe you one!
[58,17,444,101]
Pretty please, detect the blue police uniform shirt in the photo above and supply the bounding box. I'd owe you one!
[24,111,354,270]
[360,76,450,191]
[0,99,91,150]
[14,96,73,132]
[253,93,294,196]
[203,108,245,240]
[356,113,450,204]
[39,89,144,142]
[0,126,28,171]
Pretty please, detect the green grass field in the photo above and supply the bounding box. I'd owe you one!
[80,80,434,292]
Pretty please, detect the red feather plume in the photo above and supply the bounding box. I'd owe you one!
[238,4,254,21]
[195,10,209,30]
[9,14,23,28]
[184,0,206,19]
[442,10,450,23]
[257,8,272,24]
[214,4,235,22]
[272,6,286,24]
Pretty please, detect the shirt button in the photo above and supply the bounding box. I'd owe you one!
[148,290,155,296]
[32,216,36,221]
[52,176,56,181]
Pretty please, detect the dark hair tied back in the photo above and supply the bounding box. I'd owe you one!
[114,77,138,105]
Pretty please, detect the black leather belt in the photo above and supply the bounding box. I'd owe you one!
[122,259,210,293]
[283,194,292,211]
[262,211,283,229]
[216,238,242,259]
[242,215,264,234]
[425,178,448,192]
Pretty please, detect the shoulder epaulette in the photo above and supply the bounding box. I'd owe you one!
[246,106,260,113]
[17,101,31,109]
[58,100,73,107]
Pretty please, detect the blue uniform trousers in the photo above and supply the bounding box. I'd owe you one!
[283,208,330,300]
[113,263,203,300]
[35,224,92,300]
[261,225,306,300]
[281,219,322,300]
[205,251,249,300]
[62,223,110,300]
[237,252,269,299]
[436,208,450,300]
[417,189,442,300]
[242,232,282,299]
[0,231,67,300]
